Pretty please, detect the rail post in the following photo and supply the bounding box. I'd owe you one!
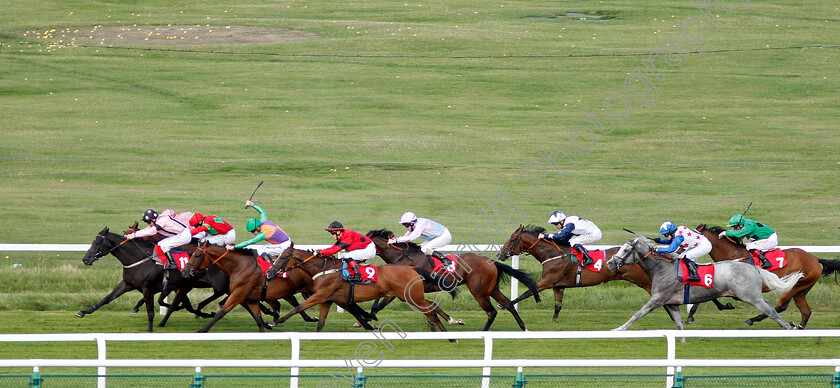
[190,367,204,388]
[512,366,525,388]
[353,367,365,388]
[96,334,107,388]
[29,366,42,388]
[482,335,493,388]
[511,255,520,311]
[833,365,840,388]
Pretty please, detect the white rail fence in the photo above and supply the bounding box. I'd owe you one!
[1,330,839,388]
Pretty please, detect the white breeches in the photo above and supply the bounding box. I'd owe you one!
[568,228,602,246]
[746,233,778,252]
[339,242,376,262]
[256,240,292,257]
[194,230,237,247]
[420,229,452,255]
[158,229,192,252]
[677,238,712,262]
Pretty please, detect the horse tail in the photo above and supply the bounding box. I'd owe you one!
[758,269,803,294]
[412,267,459,299]
[493,261,541,303]
[818,258,840,278]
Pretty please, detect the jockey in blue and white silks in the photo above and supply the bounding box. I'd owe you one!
[654,222,711,282]
[539,211,602,266]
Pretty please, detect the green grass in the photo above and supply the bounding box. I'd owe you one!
[1,0,839,381]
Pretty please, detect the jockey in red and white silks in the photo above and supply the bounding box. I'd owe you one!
[655,223,712,261]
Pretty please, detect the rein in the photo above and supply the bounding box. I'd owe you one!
[192,246,229,270]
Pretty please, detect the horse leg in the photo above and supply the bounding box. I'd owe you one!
[197,289,250,333]
[77,280,135,318]
[791,291,813,328]
[242,301,266,332]
[613,297,667,331]
[283,295,320,323]
[370,295,396,317]
[131,297,145,314]
[713,298,736,310]
[195,291,226,318]
[552,287,565,321]
[743,296,793,329]
[663,305,684,330]
[316,302,333,332]
[745,293,792,326]
[142,290,156,332]
[686,303,698,325]
[275,292,326,325]
[158,290,189,327]
[490,288,527,331]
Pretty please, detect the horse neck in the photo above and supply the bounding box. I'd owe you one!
[382,244,425,265]
[206,247,254,276]
[702,230,745,261]
[524,235,567,262]
[635,247,674,278]
[298,254,340,277]
[109,234,152,266]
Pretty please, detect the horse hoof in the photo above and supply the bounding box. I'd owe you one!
[723,303,735,310]
[131,310,139,314]
[448,319,465,325]
[744,319,754,326]
[686,317,694,325]
[448,339,458,343]
[353,322,362,328]
[75,312,85,318]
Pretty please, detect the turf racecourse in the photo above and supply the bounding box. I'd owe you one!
[1,0,839,381]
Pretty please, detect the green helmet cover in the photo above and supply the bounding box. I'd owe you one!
[246,218,261,232]
[727,214,745,227]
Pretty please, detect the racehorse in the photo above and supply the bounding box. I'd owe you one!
[693,224,833,328]
[497,225,652,321]
[367,229,540,331]
[80,227,213,332]
[607,236,803,330]
[181,242,320,332]
[266,244,453,338]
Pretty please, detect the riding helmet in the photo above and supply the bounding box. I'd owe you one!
[727,214,745,227]
[246,218,261,232]
[659,221,677,235]
[547,211,566,224]
[189,212,204,227]
[326,221,344,231]
[142,209,159,224]
[399,211,417,225]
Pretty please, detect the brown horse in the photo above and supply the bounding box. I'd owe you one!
[181,242,320,332]
[267,244,452,338]
[693,224,837,328]
[497,225,652,321]
[367,229,540,331]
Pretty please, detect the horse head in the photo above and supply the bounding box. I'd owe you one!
[183,241,211,278]
[266,243,299,279]
[607,236,654,271]
[497,225,526,261]
[83,227,115,265]
[366,229,394,252]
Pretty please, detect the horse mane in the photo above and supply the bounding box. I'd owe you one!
[367,229,393,239]
[704,225,726,235]
[522,224,546,235]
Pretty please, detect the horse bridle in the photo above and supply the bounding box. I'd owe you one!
[89,234,151,262]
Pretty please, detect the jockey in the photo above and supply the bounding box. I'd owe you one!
[654,221,710,282]
[189,213,236,247]
[316,221,376,282]
[226,200,291,263]
[125,208,192,270]
[538,211,602,266]
[388,212,452,269]
[719,214,777,269]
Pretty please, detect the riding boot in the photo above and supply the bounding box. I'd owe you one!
[573,244,594,266]
[260,253,275,265]
[164,251,177,270]
[757,251,772,269]
[432,251,451,270]
[683,258,701,282]
[349,260,362,283]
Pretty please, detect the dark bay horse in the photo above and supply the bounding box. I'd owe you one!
[80,227,212,332]
[182,242,319,332]
[694,224,835,328]
[267,244,452,338]
[497,225,652,321]
[607,236,803,330]
[367,229,540,331]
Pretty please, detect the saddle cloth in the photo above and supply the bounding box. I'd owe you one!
[570,248,606,272]
[257,256,288,279]
[154,246,189,271]
[750,248,787,271]
[678,261,715,288]
[345,263,378,282]
[432,254,459,274]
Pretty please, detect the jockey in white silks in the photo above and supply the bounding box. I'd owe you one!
[388,212,453,267]
[538,211,602,266]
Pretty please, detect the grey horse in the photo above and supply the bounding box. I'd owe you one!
[607,236,803,331]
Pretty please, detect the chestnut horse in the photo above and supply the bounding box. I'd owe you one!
[497,225,652,321]
[182,242,320,332]
[367,229,540,331]
[267,244,452,338]
[693,224,837,328]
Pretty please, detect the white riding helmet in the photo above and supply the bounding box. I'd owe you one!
[547,211,566,224]
[399,211,418,225]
